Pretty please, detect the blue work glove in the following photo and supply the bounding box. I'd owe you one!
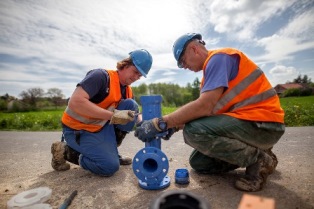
[162,127,179,140]
[134,118,167,142]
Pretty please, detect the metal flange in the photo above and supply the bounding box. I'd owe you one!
[132,147,170,190]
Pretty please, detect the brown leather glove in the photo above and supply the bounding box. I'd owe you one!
[110,109,135,125]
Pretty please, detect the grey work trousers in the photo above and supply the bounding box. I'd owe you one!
[183,114,285,173]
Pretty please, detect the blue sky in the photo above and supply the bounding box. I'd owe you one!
[0,0,313,98]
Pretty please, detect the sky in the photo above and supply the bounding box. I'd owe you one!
[0,0,314,98]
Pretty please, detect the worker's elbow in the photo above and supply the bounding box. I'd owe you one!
[67,97,81,111]
[204,111,213,117]
[67,98,76,109]
[197,103,214,117]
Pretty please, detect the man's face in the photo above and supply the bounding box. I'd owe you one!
[178,49,188,69]
[119,65,142,86]
[179,44,202,72]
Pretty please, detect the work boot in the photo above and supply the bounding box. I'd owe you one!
[119,154,132,165]
[114,127,132,165]
[64,145,80,165]
[51,141,70,171]
[115,127,128,147]
[234,151,276,192]
[265,148,278,173]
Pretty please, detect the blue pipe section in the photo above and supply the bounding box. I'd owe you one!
[132,95,171,190]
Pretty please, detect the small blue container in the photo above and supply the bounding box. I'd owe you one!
[175,168,190,184]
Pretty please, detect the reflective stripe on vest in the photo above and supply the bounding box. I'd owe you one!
[200,48,284,123]
[64,106,114,127]
[213,68,277,114]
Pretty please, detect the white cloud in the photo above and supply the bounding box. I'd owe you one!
[270,65,298,75]
[268,65,299,85]
[280,7,314,41]
[255,4,314,64]
[0,0,203,64]
[151,77,175,84]
[0,0,313,98]
[0,0,204,97]
[205,0,297,40]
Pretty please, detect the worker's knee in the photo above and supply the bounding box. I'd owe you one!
[118,98,139,111]
[97,161,120,176]
[183,123,199,146]
[80,156,120,176]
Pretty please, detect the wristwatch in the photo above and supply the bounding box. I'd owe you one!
[157,118,168,132]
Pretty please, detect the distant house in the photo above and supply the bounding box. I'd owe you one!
[274,83,303,95]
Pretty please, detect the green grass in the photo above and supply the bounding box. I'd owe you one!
[162,106,177,115]
[0,96,313,131]
[0,110,63,131]
[280,96,314,127]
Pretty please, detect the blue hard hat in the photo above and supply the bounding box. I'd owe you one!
[172,33,202,68]
[129,49,153,77]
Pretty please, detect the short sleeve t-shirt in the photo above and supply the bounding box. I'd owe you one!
[78,69,108,103]
[201,53,240,93]
[78,69,128,104]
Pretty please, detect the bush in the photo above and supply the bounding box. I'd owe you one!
[283,88,313,97]
[300,88,313,96]
[282,88,301,97]
[0,99,7,111]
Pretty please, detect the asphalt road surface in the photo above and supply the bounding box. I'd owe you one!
[0,127,313,209]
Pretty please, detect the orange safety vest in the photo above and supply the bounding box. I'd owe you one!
[61,70,133,132]
[201,48,284,123]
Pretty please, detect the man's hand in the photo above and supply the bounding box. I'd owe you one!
[110,109,135,125]
[134,118,164,142]
[162,127,179,140]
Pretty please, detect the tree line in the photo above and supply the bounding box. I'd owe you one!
[1,74,313,112]
[0,78,201,112]
[0,87,66,112]
[132,77,201,107]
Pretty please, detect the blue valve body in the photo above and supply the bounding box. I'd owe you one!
[132,95,171,190]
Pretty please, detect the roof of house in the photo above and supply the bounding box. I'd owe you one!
[275,83,303,89]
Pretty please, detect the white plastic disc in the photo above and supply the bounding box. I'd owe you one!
[7,187,52,209]
[22,203,52,209]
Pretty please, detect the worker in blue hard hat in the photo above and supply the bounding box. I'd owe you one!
[135,33,285,192]
[51,49,153,176]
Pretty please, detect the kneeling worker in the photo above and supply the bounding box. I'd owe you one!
[51,49,153,176]
[135,33,285,192]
